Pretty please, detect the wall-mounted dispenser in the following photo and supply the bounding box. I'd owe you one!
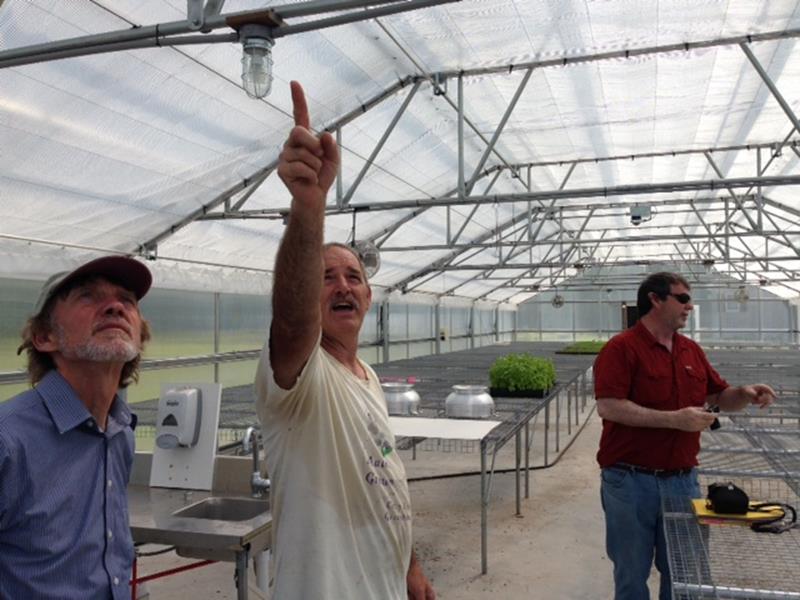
[155,387,203,449]
[150,382,222,491]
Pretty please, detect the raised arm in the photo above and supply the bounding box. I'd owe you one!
[271,81,340,389]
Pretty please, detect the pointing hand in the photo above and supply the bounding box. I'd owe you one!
[277,81,340,205]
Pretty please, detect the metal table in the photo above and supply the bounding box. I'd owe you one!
[375,343,598,573]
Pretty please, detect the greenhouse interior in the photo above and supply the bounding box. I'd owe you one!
[1,1,799,599]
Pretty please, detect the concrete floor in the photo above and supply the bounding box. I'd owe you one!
[136,409,666,599]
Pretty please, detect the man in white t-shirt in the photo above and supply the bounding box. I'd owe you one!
[254,81,435,600]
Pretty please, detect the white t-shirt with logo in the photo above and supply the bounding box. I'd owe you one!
[255,340,412,600]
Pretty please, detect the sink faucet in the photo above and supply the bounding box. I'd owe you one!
[242,426,271,499]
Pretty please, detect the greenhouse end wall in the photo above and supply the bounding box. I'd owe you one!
[518,284,798,346]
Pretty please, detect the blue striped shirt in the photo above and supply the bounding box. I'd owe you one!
[0,370,135,600]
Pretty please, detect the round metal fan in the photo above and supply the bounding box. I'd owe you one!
[551,294,565,309]
[352,239,381,278]
[733,285,749,304]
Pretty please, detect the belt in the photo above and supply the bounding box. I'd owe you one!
[610,463,694,478]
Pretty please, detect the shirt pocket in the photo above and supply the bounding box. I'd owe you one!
[683,365,708,405]
[633,363,672,408]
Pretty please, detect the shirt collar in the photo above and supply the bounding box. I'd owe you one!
[633,319,683,350]
[36,370,134,435]
[108,393,135,436]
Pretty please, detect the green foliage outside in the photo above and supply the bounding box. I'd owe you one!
[489,353,556,391]
[557,340,607,354]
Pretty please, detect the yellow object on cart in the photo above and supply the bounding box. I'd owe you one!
[691,499,786,525]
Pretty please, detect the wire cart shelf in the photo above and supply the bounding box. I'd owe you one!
[663,393,800,600]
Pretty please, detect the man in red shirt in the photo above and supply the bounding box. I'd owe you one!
[594,272,774,600]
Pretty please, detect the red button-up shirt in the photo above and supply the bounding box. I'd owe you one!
[594,320,728,470]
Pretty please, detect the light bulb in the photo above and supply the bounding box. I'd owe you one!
[241,36,274,99]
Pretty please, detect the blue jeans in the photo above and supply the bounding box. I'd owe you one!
[601,467,700,600]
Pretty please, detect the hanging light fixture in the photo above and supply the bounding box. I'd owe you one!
[240,24,274,99]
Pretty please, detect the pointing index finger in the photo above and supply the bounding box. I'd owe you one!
[290,80,310,129]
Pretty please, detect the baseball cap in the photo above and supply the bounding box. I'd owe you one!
[34,255,152,314]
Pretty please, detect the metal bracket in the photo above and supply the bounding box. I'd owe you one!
[187,0,225,31]
[141,243,158,261]
[187,0,204,30]
[432,72,448,96]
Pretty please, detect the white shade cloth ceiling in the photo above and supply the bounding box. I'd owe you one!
[1,0,800,302]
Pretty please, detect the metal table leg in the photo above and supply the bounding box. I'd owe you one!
[555,391,560,452]
[480,440,488,575]
[235,548,250,600]
[544,401,550,466]
[524,421,530,499]
[567,388,572,435]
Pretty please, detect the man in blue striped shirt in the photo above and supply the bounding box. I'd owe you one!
[0,255,152,599]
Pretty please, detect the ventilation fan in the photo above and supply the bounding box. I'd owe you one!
[551,294,565,309]
[352,240,381,278]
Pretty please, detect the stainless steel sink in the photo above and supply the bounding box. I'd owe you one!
[172,496,269,521]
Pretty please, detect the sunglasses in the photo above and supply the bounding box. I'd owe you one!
[667,292,692,304]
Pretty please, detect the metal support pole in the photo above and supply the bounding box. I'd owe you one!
[757,146,763,231]
[469,303,476,349]
[480,441,488,574]
[381,300,390,363]
[513,309,518,343]
[434,301,441,355]
[741,42,800,142]
[757,285,763,343]
[405,302,410,358]
[515,428,522,517]
[457,74,465,200]
[724,197,730,259]
[465,68,534,195]
[336,128,343,208]
[341,80,422,206]
[213,292,221,383]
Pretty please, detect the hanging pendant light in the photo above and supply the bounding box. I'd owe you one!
[240,25,274,99]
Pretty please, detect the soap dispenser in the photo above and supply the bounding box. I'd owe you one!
[155,387,203,449]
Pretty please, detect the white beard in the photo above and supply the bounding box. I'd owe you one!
[55,324,139,363]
